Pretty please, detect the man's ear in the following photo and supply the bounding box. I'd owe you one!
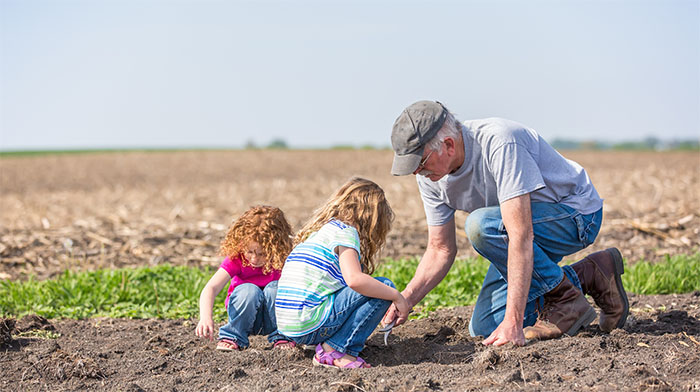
[443,137,457,155]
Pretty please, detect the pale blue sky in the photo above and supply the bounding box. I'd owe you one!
[1,0,698,150]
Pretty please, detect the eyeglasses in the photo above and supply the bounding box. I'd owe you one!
[416,149,434,172]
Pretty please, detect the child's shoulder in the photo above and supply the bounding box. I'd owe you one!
[327,219,350,230]
[321,218,357,233]
[323,220,360,241]
[220,255,244,267]
[307,220,358,244]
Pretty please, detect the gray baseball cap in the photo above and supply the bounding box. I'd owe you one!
[390,100,448,176]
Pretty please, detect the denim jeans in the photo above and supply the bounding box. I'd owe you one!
[465,202,603,337]
[290,277,394,357]
[218,281,286,348]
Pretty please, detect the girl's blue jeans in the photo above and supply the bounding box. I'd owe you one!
[290,277,394,357]
[218,281,287,348]
[466,202,603,337]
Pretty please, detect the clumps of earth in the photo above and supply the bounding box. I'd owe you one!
[1,314,55,348]
[1,293,699,391]
[0,318,15,347]
[2,315,104,382]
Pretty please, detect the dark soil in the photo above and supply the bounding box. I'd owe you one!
[2,292,699,392]
[2,151,699,391]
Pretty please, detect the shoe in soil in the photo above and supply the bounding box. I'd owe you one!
[216,339,240,351]
[524,274,597,341]
[273,339,297,349]
[571,247,629,332]
[312,344,370,369]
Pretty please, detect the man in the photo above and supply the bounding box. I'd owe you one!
[383,100,629,346]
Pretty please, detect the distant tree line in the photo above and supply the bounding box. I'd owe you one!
[551,137,699,151]
[243,139,386,150]
[245,138,289,149]
[241,137,699,151]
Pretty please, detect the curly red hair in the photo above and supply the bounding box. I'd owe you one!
[218,205,293,274]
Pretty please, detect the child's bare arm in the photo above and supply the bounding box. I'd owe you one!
[196,268,232,340]
[337,246,411,320]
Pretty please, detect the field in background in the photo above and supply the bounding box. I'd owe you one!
[1,149,698,281]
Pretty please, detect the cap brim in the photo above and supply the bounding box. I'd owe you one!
[391,151,423,176]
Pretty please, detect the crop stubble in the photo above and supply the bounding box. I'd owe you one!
[1,150,698,280]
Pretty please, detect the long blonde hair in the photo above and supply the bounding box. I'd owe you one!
[295,177,394,274]
[219,205,293,274]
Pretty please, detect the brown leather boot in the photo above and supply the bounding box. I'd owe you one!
[523,274,597,341]
[571,248,629,332]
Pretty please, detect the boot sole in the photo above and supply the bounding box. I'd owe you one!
[606,247,630,329]
[566,306,597,336]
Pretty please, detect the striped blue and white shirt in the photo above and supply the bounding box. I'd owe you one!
[275,219,361,337]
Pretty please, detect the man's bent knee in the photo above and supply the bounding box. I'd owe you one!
[465,209,491,249]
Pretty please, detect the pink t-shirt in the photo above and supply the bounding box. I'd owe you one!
[219,256,281,307]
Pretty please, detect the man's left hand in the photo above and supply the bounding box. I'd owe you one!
[482,319,526,346]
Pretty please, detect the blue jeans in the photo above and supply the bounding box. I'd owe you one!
[218,281,287,348]
[466,202,602,337]
[290,277,394,357]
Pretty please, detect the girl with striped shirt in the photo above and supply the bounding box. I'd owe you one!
[275,177,410,368]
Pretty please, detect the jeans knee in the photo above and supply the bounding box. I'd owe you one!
[465,212,487,248]
[263,280,278,296]
[468,314,493,338]
[465,208,502,252]
[231,283,263,305]
[374,277,396,289]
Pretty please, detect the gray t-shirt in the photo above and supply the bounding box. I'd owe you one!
[417,118,603,226]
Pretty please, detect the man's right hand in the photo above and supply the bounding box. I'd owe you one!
[382,219,458,329]
[394,292,411,323]
[382,294,411,328]
[381,303,401,327]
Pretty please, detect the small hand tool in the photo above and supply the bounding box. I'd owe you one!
[378,320,396,346]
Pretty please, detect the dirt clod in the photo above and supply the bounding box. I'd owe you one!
[15,314,55,333]
[475,347,501,369]
[36,349,105,381]
[0,318,15,347]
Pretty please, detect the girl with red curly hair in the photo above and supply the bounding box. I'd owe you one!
[196,205,295,351]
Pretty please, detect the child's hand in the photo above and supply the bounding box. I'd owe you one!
[196,318,215,341]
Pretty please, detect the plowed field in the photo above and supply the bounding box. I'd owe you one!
[1,150,699,391]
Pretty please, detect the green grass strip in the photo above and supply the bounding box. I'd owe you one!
[0,253,698,320]
[621,253,700,295]
[0,266,222,320]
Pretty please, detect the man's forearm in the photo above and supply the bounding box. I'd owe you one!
[504,237,533,324]
[403,247,456,307]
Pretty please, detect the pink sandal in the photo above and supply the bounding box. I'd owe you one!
[273,339,297,349]
[312,344,370,369]
[216,338,240,351]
